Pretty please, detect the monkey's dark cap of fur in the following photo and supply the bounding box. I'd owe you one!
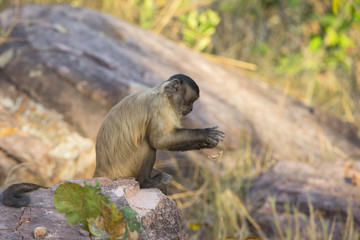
[168,74,199,95]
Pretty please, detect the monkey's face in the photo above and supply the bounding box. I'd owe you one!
[178,87,199,116]
[164,76,200,117]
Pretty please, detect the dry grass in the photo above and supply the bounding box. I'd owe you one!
[1,1,359,239]
[164,142,360,239]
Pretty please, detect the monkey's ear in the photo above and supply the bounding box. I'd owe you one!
[164,79,181,95]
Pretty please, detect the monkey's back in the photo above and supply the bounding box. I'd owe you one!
[94,89,159,179]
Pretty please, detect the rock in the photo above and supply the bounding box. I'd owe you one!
[33,226,47,238]
[0,3,359,240]
[248,161,360,239]
[0,178,185,240]
[0,80,95,187]
[0,4,358,170]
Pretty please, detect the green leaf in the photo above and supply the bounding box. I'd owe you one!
[318,14,336,27]
[53,181,111,231]
[338,33,354,48]
[187,11,199,29]
[308,36,322,52]
[206,9,220,25]
[199,11,207,25]
[139,0,155,28]
[120,206,138,222]
[196,37,211,51]
[53,182,102,230]
[179,9,220,52]
[202,26,216,36]
[199,22,213,34]
[83,180,110,205]
[121,206,141,234]
[182,28,197,44]
[53,181,141,239]
[88,217,109,238]
[324,27,339,46]
[88,203,126,240]
[129,221,141,233]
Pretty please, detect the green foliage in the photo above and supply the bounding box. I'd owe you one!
[3,0,360,238]
[137,0,156,28]
[308,36,322,52]
[121,206,141,234]
[211,0,360,120]
[83,180,111,205]
[88,203,126,239]
[179,9,220,51]
[0,0,221,53]
[276,8,355,76]
[53,181,105,230]
[53,181,140,239]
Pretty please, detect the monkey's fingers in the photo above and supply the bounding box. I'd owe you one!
[218,137,225,142]
[210,127,225,136]
[217,132,225,142]
[220,134,225,141]
[210,130,225,139]
[217,130,226,138]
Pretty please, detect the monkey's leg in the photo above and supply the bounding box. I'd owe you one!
[137,149,157,188]
[136,150,172,194]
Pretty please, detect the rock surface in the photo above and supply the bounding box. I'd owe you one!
[0,4,359,239]
[0,4,358,176]
[0,178,184,240]
[248,161,360,239]
[0,79,95,186]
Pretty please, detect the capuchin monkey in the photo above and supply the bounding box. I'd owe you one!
[94,74,225,192]
[1,74,224,207]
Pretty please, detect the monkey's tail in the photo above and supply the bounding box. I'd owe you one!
[2,183,43,208]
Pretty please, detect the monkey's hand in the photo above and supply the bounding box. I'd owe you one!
[202,126,225,148]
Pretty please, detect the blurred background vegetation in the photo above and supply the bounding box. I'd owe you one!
[0,0,359,239]
[1,0,358,125]
[0,0,358,125]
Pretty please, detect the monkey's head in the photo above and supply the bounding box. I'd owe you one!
[164,74,200,117]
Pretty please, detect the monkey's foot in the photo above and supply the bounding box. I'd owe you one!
[161,172,173,185]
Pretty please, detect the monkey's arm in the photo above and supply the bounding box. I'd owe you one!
[150,127,225,151]
[2,183,45,208]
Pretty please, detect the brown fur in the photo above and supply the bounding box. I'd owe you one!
[93,74,225,190]
[94,83,177,179]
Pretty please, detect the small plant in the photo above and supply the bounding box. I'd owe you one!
[179,9,220,51]
[53,180,140,240]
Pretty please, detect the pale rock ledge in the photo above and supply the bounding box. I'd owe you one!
[0,178,185,240]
